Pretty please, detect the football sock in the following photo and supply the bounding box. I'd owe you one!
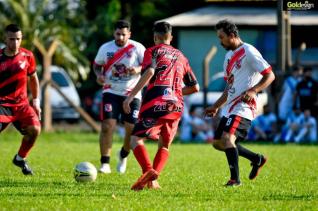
[225,148,240,181]
[236,143,259,163]
[100,156,110,164]
[120,147,130,158]
[15,154,24,161]
[133,145,152,173]
[18,137,36,158]
[153,147,169,174]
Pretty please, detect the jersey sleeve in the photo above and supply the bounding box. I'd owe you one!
[183,59,198,87]
[246,47,271,75]
[94,45,107,66]
[141,48,152,74]
[136,43,146,65]
[27,51,36,75]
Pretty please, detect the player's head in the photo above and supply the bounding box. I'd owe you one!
[215,20,240,51]
[113,20,131,47]
[4,24,22,53]
[153,21,173,45]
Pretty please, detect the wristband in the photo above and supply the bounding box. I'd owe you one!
[32,98,40,107]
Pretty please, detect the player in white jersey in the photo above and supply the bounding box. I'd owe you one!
[93,20,146,174]
[204,20,275,187]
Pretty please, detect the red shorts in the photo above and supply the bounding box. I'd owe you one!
[132,118,180,144]
[0,104,41,132]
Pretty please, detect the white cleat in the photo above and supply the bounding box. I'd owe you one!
[117,151,127,174]
[99,163,111,174]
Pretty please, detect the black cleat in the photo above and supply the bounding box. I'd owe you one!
[224,179,241,187]
[12,155,34,175]
[249,155,267,180]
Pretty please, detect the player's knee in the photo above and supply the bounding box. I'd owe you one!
[130,136,143,149]
[101,122,116,133]
[24,126,40,139]
[212,140,225,151]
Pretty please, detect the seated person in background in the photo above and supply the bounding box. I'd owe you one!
[191,107,213,143]
[294,109,317,143]
[248,104,277,141]
[280,107,304,143]
[179,104,193,143]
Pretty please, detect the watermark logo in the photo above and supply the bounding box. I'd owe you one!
[283,0,316,11]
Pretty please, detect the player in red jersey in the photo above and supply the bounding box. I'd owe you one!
[123,21,199,191]
[0,24,41,175]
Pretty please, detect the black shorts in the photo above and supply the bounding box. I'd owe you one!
[101,92,140,124]
[214,114,251,140]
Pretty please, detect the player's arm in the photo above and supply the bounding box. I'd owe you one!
[123,67,154,114]
[29,72,41,117]
[204,89,228,117]
[93,63,105,85]
[182,84,199,95]
[127,65,142,75]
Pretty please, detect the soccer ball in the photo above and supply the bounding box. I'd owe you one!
[74,162,97,182]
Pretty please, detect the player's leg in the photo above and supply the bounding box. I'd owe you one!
[117,97,140,173]
[12,105,41,175]
[99,93,120,173]
[211,116,228,151]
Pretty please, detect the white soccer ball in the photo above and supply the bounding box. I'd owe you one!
[74,162,97,182]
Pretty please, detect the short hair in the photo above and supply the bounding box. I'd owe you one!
[5,24,21,33]
[114,20,130,30]
[153,21,172,34]
[215,20,239,37]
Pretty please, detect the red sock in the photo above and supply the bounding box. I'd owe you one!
[153,148,169,174]
[133,145,152,173]
[18,138,36,158]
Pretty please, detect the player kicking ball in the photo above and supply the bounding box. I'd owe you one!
[123,21,199,191]
[204,20,275,187]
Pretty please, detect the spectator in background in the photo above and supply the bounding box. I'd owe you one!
[248,104,277,141]
[294,109,317,143]
[191,107,214,143]
[294,67,318,116]
[278,66,303,122]
[279,107,304,143]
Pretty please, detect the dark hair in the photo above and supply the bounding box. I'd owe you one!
[304,66,313,73]
[153,21,172,34]
[292,65,303,72]
[114,20,130,30]
[215,20,239,37]
[5,24,21,33]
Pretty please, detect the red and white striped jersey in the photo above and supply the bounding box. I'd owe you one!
[94,39,145,99]
[223,43,272,120]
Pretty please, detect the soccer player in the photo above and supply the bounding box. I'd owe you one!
[123,21,199,191]
[93,20,146,174]
[204,20,275,186]
[0,24,41,175]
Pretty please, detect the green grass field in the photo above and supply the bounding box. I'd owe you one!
[1,130,318,210]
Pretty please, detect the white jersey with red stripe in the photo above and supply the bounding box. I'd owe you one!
[94,39,145,99]
[222,43,271,120]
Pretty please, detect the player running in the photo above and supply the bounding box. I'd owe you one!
[204,20,275,186]
[123,21,199,191]
[0,24,41,175]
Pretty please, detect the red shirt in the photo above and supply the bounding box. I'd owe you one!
[140,44,197,120]
[0,48,36,106]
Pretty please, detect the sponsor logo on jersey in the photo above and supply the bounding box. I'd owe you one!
[104,104,112,112]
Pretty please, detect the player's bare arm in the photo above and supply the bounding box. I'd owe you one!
[182,84,200,96]
[123,67,155,114]
[127,66,142,75]
[242,71,275,103]
[93,63,105,85]
[29,72,41,116]
[204,89,228,117]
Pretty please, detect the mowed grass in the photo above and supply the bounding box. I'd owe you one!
[1,130,318,210]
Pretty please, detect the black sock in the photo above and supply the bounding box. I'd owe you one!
[225,148,240,181]
[120,147,130,158]
[100,156,110,164]
[236,143,259,163]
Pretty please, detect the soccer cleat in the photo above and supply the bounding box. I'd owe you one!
[131,169,159,191]
[224,179,241,187]
[99,163,111,174]
[249,155,267,180]
[147,180,161,190]
[116,151,127,174]
[12,154,33,175]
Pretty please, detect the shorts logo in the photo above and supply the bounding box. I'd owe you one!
[104,104,112,112]
[132,110,139,118]
[142,118,156,128]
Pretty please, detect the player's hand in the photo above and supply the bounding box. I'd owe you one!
[32,98,42,120]
[127,67,137,75]
[96,75,105,85]
[204,105,218,117]
[123,96,133,114]
[242,88,256,103]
